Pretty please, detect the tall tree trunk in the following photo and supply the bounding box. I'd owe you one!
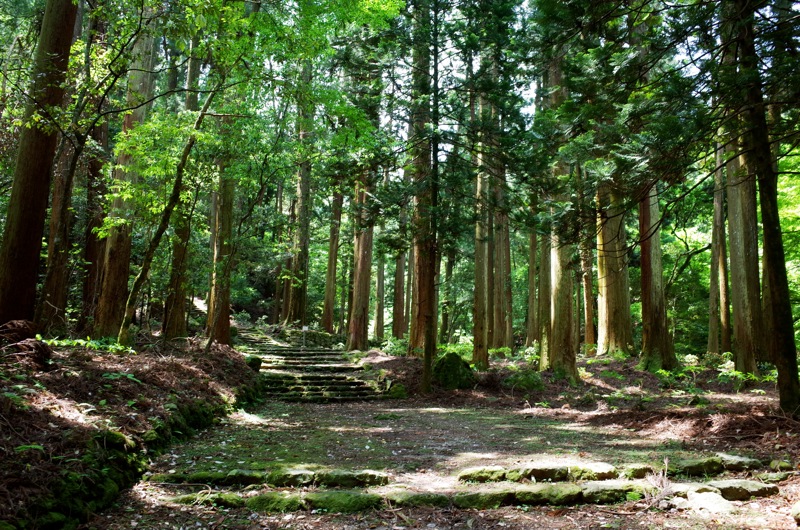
[472,142,489,369]
[285,61,313,326]
[0,0,77,324]
[525,226,538,348]
[392,250,406,338]
[438,248,455,343]
[596,183,633,356]
[720,0,760,374]
[94,21,157,337]
[347,180,375,351]
[207,170,234,345]
[708,142,732,354]
[375,239,385,342]
[36,141,76,333]
[79,120,108,333]
[322,190,344,333]
[734,0,799,411]
[547,211,577,381]
[404,244,414,336]
[164,35,201,340]
[638,184,677,371]
[409,0,436,391]
[537,232,551,366]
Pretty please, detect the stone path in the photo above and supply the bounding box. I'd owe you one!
[236,329,383,403]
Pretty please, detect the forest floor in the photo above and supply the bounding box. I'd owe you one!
[2,329,800,529]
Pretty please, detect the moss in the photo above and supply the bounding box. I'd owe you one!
[316,469,390,488]
[385,383,408,399]
[0,522,17,530]
[245,492,306,513]
[433,352,475,390]
[452,490,512,509]
[670,457,724,477]
[384,491,451,507]
[514,484,582,506]
[223,469,266,486]
[170,492,245,508]
[245,355,262,372]
[267,467,315,486]
[458,466,507,483]
[304,491,382,513]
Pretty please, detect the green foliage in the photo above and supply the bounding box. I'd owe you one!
[381,337,408,356]
[502,369,544,393]
[101,372,143,385]
[43,337,135,355]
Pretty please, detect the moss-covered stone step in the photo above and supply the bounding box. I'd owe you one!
[161,478,779,514]
[149,467,390,488]
[458,454,768,485]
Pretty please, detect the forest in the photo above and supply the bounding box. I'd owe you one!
[1,0,796,401]
[1,0,800,528]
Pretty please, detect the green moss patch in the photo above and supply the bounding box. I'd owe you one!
[245,492,306,513]
[304,491,382,513]
[169,492,245,508]
[514,483,583,506]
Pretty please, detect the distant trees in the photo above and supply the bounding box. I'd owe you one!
[1,0,800,411]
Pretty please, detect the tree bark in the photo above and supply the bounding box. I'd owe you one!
[78,120,108,334]
[322,190,344,333]
[285,60,313,326]
[720,0,761,374]
[734,0,799,411]
[163,35,202,340]
[525,226,538,348]
[638,183,677,371]
[0,0,77,324]
[708,142,731,354]
[392,250,406,338]
[206,170,235,345]
[347,180,375,351]
[94,20,157,337]
[537,232,551,366]
[596,183,633,356]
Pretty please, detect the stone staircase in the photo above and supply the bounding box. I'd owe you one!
[237,329,383,403]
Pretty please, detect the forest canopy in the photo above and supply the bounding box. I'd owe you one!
[0,0,799,410]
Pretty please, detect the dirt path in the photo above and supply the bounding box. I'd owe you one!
[84,398,800,529]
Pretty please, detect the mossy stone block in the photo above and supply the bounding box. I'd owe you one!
[304,491,382,513]
[619,464,653,479]
[267,468,315,486]
[355,469,390,486]
[769,459,793,472]
[458,466,507,483]
[569,463,617,481]
[244,355,262,372]
[716,453,762,471]
[671,457,724,477]
[506,463,569,482]
[452,489,513,509]
[433,351,475,390]
[755,471,790,483]
[315,469,388,487]
[514,483,582,506]
[581,480,650,504]
[246,492,306,513]
[184,471,227,484]
[170,492,244,508]
[705,479,779,501]
[386,383,408,399]
[224,469,266,486]
[384,490,451,507]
